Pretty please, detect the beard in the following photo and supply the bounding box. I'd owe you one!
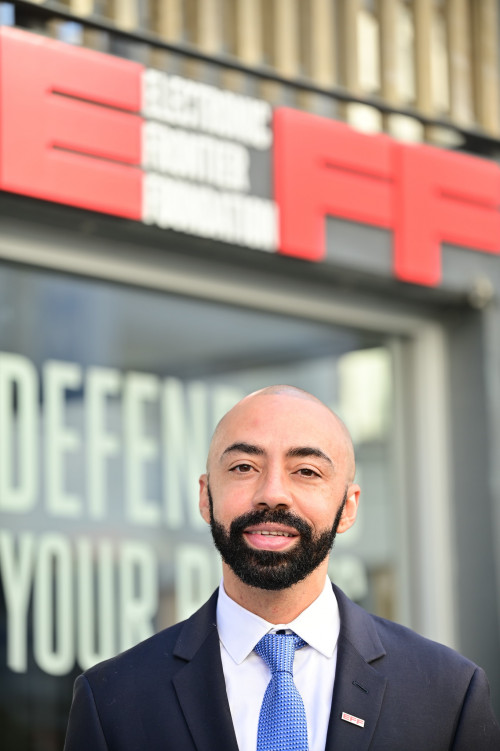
[207,486,347,591]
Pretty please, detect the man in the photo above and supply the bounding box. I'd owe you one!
[64,385,500,750]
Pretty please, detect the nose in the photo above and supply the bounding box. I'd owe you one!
[252,468,292,509]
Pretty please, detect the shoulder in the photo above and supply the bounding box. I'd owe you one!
[82,620,185,692]
[334,582,477,679]
[333,584,500,745]
[82,588,219,692]
[372,612,476,673]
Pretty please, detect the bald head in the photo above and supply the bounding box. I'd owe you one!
[207,385,356,482]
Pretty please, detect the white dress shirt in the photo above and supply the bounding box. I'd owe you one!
[217,577,340,751]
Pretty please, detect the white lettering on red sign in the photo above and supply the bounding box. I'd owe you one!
[3,27,500,286]
[142,68,272,148]
[140,70,277,248]
[0,28,278,254]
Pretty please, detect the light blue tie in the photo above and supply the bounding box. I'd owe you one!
[254,632,309,751]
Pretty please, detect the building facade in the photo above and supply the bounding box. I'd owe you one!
[1,1,500,748]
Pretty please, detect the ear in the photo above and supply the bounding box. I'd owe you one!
[336,483,360,534]
[199,474,211,525]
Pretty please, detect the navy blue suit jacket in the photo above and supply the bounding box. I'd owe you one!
[64,585,500,750]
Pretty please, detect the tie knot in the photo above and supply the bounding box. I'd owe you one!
[254,632,307,675]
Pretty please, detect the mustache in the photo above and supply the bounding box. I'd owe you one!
[229,508,313,537]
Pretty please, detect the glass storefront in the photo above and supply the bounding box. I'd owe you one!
[0,261,398,749]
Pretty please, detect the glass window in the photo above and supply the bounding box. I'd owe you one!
[0,261,397,749]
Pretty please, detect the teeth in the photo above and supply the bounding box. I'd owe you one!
[251,531,293,537]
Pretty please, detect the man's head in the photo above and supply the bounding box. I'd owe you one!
[199,385,360,592]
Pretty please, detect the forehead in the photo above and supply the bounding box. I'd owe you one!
[212,394,346,461]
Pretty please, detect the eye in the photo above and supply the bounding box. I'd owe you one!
[296,467,320,478]
[230,463,254,473]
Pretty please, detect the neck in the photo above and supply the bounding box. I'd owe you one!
[222,563,328,623]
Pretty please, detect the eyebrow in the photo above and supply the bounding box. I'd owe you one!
[286,446,333,466]
[220,442,333,467]
[221,442,265,459]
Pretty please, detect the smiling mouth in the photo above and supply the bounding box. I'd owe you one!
[247,530,296,537]
[242,526,300,550]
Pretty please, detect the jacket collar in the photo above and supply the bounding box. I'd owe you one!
[333,583,386,662]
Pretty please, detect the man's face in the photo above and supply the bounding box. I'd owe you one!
[199,392,359,591]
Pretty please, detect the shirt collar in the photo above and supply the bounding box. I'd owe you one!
[216,577,340,665]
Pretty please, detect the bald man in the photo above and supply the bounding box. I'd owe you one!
[64,386,500,751]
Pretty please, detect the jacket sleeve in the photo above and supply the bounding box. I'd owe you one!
[451,667,500,751]
[63,674,109,751]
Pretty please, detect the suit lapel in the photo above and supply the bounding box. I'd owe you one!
[169,584,389,751]
[325,585,388,751]
[172,591,239,751]
[325,635,387,750]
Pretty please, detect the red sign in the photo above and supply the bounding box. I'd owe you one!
[1,27,500,287]
[274,108,500,286]
[0,27,142,218]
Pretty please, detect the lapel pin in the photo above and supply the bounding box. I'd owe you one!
[341,711,365,728]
